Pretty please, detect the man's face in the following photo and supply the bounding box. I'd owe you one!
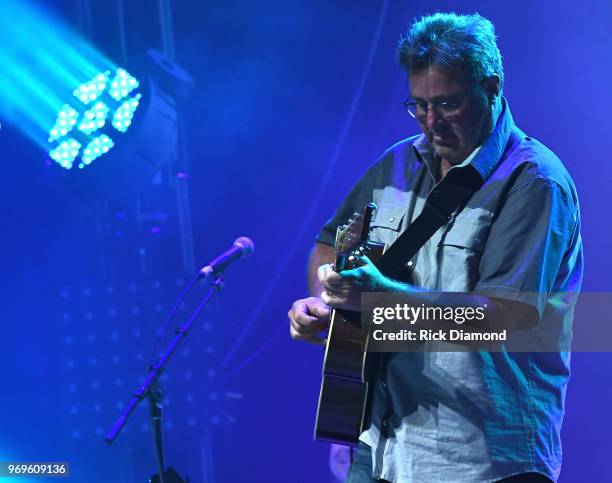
[408,66,492,165]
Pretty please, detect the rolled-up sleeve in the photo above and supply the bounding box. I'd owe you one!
[474,172,579,317]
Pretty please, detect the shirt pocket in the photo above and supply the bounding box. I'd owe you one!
[440,220,488,251]
[436,209,493,290]
[369,205,404,247]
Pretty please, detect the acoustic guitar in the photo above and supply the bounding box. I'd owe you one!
[314,203,385,446]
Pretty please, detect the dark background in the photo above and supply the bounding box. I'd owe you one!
[0,0,610,481]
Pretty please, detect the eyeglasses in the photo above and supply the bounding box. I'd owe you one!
[402,97,465,120]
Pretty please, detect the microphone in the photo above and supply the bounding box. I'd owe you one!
[198,237,254,280]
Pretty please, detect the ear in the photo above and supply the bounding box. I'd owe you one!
[481,75,501,104]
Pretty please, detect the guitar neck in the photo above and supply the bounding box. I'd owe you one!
[335,254,348,273]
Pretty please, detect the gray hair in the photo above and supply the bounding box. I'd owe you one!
[397,12,504,90]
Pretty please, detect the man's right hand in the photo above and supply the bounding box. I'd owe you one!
[288,297,331,344]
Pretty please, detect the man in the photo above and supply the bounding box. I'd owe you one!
[288,12,582,483]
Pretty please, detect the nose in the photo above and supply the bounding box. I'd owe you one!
[425,107,443,130]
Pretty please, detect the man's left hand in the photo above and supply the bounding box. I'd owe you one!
[318,256,395,311]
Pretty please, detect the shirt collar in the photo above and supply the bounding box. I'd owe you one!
[412,97,515,182]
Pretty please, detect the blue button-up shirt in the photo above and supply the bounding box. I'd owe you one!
[316,99,583,482]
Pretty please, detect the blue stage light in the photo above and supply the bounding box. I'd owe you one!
[109,68,139,101]
[112,94,141,133]
[80,134,115,168]
[77,101,110,135]
[48,104,79,142]
[73,71,110,105]
[47,67,142,170]
[21,48,190,196]
[49,138,81,169]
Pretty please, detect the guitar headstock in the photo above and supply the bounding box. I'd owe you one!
[334,203,377,270]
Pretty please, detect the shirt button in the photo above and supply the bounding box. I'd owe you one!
[388,217,395,222]
[407,261,413,267]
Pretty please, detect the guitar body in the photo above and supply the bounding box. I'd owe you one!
[314,233,385,446]
[315,308,368,445]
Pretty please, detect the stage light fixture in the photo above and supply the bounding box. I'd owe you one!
[38,49,194,197]
[47,67,143,171]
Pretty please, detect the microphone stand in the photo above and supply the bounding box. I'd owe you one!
[148,378,166,483]
[105,275,225,482]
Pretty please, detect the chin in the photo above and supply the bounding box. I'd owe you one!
[433,145,456,158]
[434,143,468,164]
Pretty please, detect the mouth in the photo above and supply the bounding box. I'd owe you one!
[432,133,455,146]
